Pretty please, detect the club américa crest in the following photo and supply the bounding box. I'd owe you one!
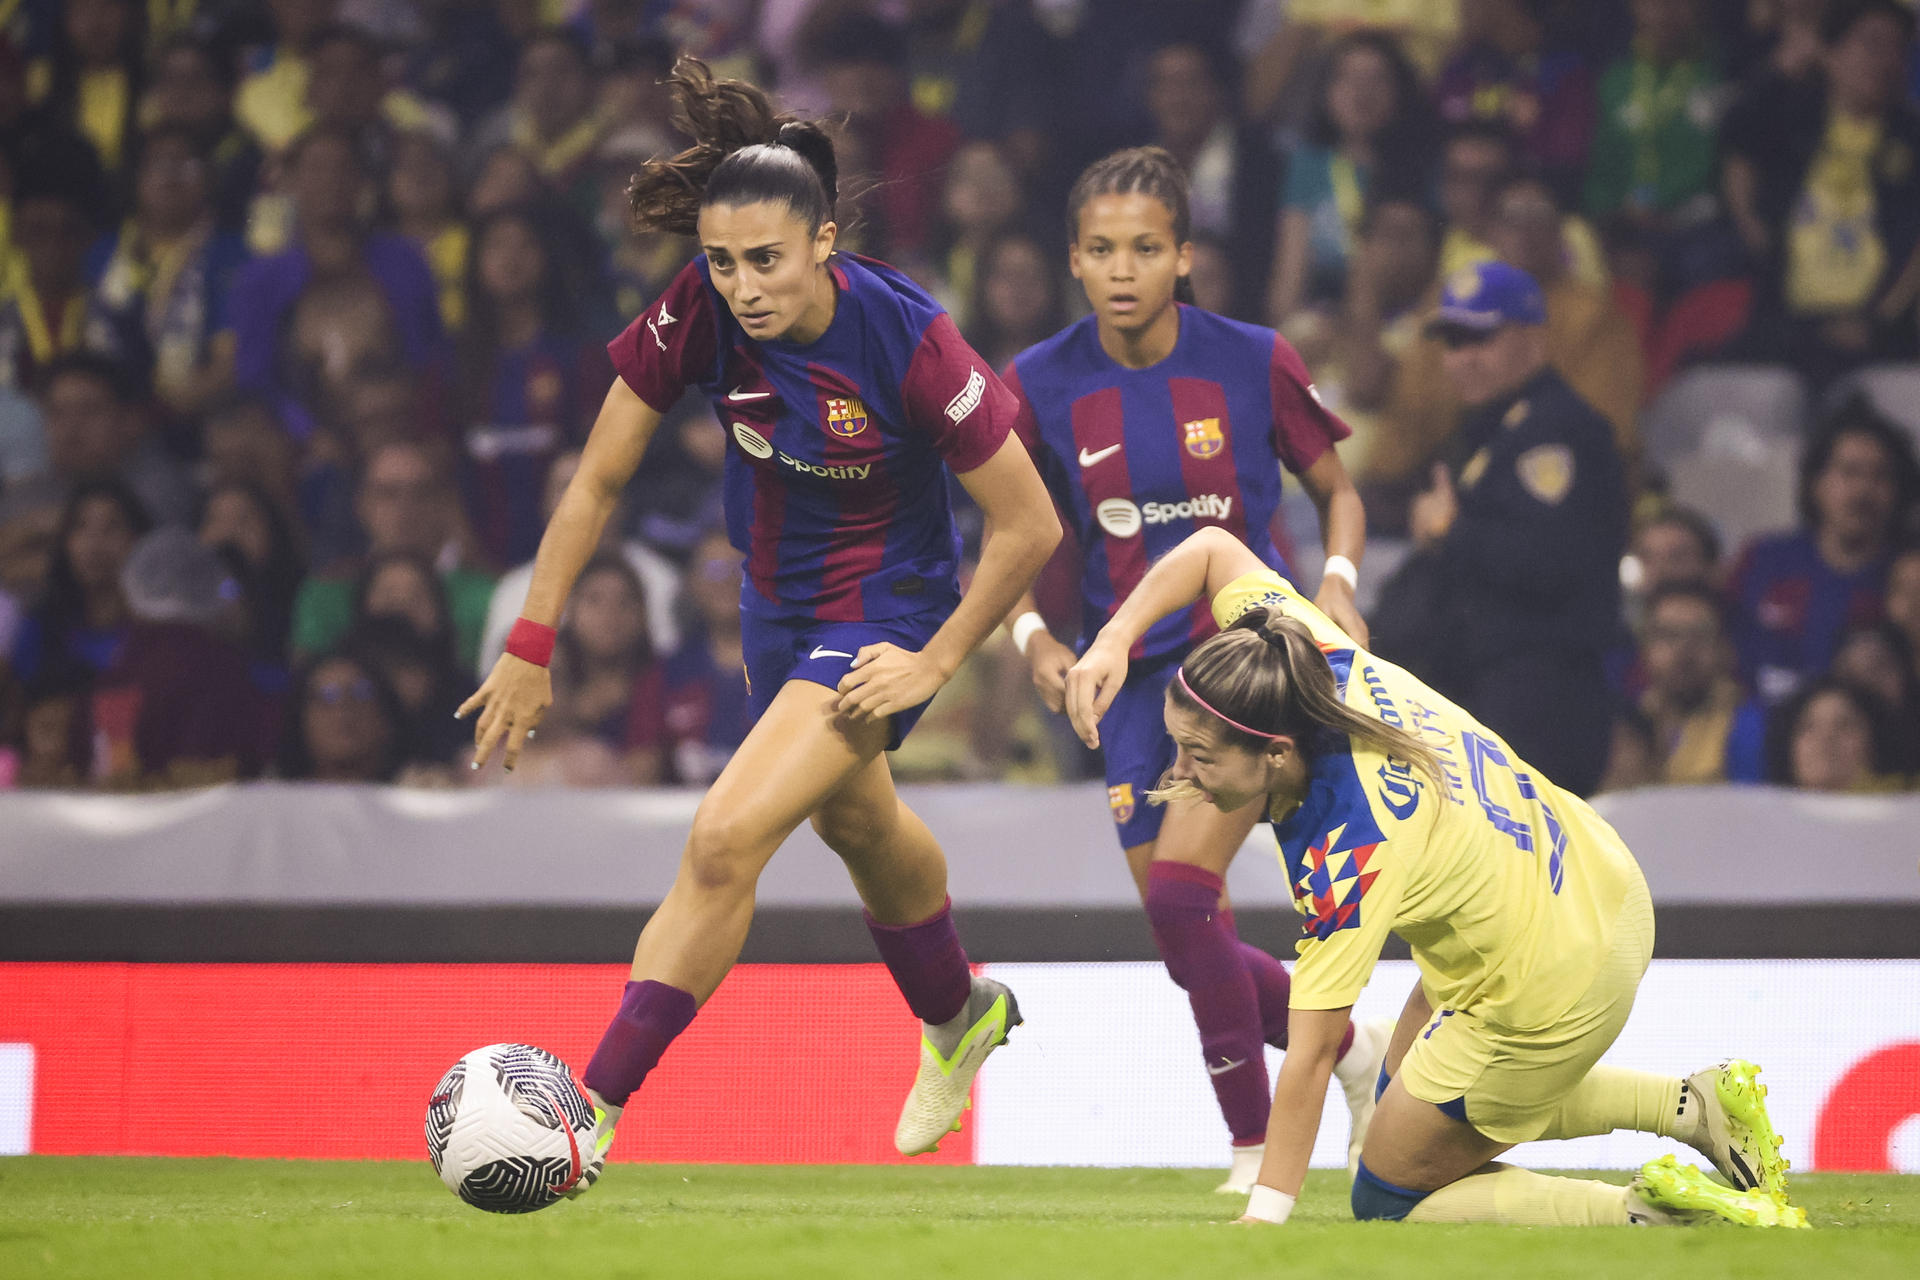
[1182,417,1225,459]
[1108,783,1136,826]
[826,396,869,438]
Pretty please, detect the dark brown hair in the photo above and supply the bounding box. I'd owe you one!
[1151,609,1443,805]
[628,56,837,237]
[1066,145,1192,245]
[1066,146,1196,304]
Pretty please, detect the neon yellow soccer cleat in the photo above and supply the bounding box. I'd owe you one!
[1632,1155,1810,1228]
[1685,1059,1791,1197]
[894,976,1021,1156]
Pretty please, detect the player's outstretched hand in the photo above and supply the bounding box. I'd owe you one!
[1064,639,1129,748]
[837,643,949,724]
[456,653,553,772]
[1024,630,1077,714]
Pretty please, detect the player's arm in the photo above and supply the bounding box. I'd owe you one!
[1064,527,1265,746]
[459,379,664,768]
[991,361,1079,713]
[1233,1004,1351,1223]
[1293,448,1369,647]
[838,433,1061,722]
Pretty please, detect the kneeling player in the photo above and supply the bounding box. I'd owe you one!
[1065,528,1806,1228]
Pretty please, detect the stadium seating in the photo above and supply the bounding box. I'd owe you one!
[1641,365,1807,547]
[1825,363,1920,446]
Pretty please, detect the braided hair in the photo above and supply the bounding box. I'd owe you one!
[1066,146,1196,304]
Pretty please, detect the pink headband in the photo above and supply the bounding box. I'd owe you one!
[1175,668,1283,740]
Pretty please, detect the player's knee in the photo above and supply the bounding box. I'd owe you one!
[683,810,760,895]
[1350,1161,1430,1222]
[811,801,890,861]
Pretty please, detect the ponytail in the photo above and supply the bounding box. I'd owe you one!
[628,56,838,236]
[1150,610,1444,807]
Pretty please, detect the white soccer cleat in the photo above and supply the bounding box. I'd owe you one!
[894,976,1021,1156]
[1215,1142,1265,1194]
[1333,1018,1395,1178]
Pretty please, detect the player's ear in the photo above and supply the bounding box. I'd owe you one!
[1067,240,1083,280]
[814,220,837,264]
[1175,239,1194,279]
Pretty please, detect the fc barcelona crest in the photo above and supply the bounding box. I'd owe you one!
[1108,783,1136,826]
[826,396,869,438]
[1183,417,1225,459]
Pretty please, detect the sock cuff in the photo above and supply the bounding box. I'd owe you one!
[863,895,954,933]
[618,979,698,1034]
[1351,1159,1432,1221]
[1147,861,1226,893]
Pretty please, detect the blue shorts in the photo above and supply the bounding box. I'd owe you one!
[742,611,946,751]
[1100,652,1185,851]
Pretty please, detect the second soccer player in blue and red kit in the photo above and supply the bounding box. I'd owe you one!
[1001,148,1392,1192]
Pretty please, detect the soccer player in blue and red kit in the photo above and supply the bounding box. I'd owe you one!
[459,59,1061,1193]
[1000,148,1391,1193]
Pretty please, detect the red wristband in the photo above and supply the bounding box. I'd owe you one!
[505,617,557,667]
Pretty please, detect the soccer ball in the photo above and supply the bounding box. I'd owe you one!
[425,1043,597,1213]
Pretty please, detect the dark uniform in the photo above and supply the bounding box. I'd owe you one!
[1433,365,1627,795]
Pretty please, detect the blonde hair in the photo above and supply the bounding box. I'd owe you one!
[1148,609,1444,807]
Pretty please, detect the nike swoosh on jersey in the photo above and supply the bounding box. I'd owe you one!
[1206,1058,1247,1076]
[809,647,853,660]
[727,389,772,401]
[1078,444,1122,467]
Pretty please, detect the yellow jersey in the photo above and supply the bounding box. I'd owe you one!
[1210,569,1646,1031]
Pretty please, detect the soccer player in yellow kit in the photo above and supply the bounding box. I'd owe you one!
[1065,527,1809,1228]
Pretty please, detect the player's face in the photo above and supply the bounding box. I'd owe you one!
[1070,192,1193,336]
[699,201,838,342]
[1162,702,1281,812]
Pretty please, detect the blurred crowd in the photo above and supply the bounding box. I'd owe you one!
[0,0,1916,797]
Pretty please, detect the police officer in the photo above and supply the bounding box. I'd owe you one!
[1405,260,1628,795]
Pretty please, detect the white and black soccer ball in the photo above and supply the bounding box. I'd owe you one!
[425,1043,596,1213]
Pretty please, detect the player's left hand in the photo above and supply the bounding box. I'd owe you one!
[1313,577,1370,649]
[836,643,948,723]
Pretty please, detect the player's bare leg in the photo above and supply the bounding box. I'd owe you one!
[573,680,971,1188]
[1129,794,1387,1191]
[630,680,894,999]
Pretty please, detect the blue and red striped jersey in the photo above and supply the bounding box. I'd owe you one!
[610,254,1013,622]
[1006,306,1349,660]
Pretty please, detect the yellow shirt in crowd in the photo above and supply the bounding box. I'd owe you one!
[1787,112,1888,315]
[1210,569,1644,1028]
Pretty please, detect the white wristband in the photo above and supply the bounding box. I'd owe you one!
[1321,554,1358,592]
[1246,1184,1296,1224]
[1010,611,1048,658]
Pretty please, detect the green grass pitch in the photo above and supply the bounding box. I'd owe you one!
[3,1158,1916,1279]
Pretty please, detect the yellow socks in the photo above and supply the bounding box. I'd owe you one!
[1404,1163,1635,1226]
[1535,1067,1692,1143]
